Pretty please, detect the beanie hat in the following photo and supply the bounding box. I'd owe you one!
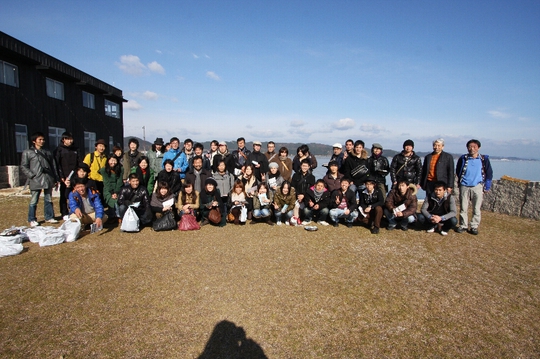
[403,139,414,149]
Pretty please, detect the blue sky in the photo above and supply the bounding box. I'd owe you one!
[2,0,539,158]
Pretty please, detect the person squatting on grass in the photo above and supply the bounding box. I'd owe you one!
[68,177,108,229]
[417,180,457,236]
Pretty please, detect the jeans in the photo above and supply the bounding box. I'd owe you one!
[303,207,329,222]
[274,209,293,223]
[417,214,457,231]
[253,208,271,218]
[384,208,415,227]
[459,183,484,229]
[28,188,55,222]
[329,208,358,223]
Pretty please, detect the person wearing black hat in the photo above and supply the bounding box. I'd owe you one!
[83,138,108,198]
[54,131,80,219]
[389,139,422,189]
[367,143,390,199]
[148,137,165,175]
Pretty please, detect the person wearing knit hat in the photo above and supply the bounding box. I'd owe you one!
[389,139,422,189]
[368,143,390,198]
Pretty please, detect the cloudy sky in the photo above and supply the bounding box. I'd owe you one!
[2,0,539,157]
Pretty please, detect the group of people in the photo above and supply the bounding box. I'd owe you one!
[21,132,493,235]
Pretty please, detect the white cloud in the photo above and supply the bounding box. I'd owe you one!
[290,120,306,127]
[147,61,165,74]
[192,53,199,59]
[143,91,159,100]
[333,118,356,130]
[123,100,142,111]
[206,71,221,81]
[116,55,146,76]
[360,124,386,134]
[156,50,162,54]
[205,54,211,59]
[488,110,511,119]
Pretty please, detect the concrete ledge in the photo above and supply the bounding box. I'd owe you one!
[482,176,539,220]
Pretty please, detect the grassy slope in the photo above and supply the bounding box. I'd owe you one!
[0,196,539,358]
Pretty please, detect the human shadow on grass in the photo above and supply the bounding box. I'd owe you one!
[198,320,268,359]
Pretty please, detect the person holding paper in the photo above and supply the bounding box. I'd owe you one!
[150,182,176,220]
[384,180,418,231]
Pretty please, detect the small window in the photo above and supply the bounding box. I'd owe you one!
[83,91,95,109]
[0,60,19,87]
[46,78,64,100]
[15,124,28,153]
[105,99,120,118]
[48,126,66,151]
[84,131,96,155]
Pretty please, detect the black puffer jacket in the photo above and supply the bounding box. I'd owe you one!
[340,149,369,187]
[390,151,422,186]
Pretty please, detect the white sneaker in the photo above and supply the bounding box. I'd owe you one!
[276,221,282,226]
[318,221,329,226]
[63,215,69,221]
[440,231,448,236]
[301,220,312,226]
[46,218,59,224]
[29,221,40,227]
[427,227,435,233]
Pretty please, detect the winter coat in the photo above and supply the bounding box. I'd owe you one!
[273,187,297,211]
[420,151,455,189]
[83,151,107,182]
[277,156,293,182]
[54,144,79,180]
[212,151,234,173]
[390,151,422,186]
[340,149,370,187]
[421,192,457,219]
[231,147,251,171]
[303,186,331,210]
[162,148,189,179]
[150,192,176,214]
[367,154,390,185]
[291,171,316,198]
[155,169,182,196]
[184,169,212,193]
[131,166,155,194]
[323,172,343,193]
[385,184,418,218]
[292,154,318,173]
[122,150,143,180]
[68,187,105,219]
[253,190,274,210]
[213,171,235,199]
[329,188,358,212]
[20,147,58,190]
[359,187,385,210]
[247,150,269,181]
[147,149,165,175]
[117,184,151,212]
[99,167,124,208]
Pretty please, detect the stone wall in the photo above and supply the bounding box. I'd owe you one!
[482,176,540,220]
[0,166,23,189]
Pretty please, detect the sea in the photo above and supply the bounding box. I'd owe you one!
[311,158,540,200]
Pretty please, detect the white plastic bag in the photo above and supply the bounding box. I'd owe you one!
[24,227,66,247]
[0,227,29,245]
[0,243,23,257]
[121,206,140,232]
[59,219,81,242]
[240,206,248,223]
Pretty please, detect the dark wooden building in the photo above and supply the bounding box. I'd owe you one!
[0,31,126,166]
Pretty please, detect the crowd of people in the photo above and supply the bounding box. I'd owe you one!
[20,131,493,235]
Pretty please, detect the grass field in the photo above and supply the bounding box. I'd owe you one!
[1,195,539,358]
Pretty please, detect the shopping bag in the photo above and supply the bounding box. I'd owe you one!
[152,211,176,231]
[0,243,23,257]
[59,219,81,242]
[240,206,248,223]
[208,207,221,224]
[121,206,140,232]
[38,228,66,247]
[178,213,200,231]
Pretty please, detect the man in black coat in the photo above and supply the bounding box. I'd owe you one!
[247,141,269,182]
[420,138,455,196]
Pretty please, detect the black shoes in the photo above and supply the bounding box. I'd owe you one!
[469,228,479,235]
[371,227,379,234]
[455,227,465,233]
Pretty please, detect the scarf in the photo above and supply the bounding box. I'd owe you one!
[313,188,325,202]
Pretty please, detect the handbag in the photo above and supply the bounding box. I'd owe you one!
[152,211,176,231]
[208,207,221,224]
[351,164,369,177]
[178,213,200,231]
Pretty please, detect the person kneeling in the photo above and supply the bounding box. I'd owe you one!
[251,182,274,225]
[117,173,152,226]
[384,180,417,231]
[359,179,384,234]
[68,177,108,231]
[417,181,457,236]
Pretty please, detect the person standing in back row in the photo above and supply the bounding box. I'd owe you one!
[420,138,454,196]
[83,139,107,201]
[54,131,79,220]
[390,139,422,189]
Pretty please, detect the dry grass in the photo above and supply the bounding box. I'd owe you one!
[0,195,539,358]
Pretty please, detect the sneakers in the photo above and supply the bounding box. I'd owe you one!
[62,215,70,221]
[371,227,379,234]
[276,221,282,226]
[426,227,435,233]
[440,231,448,236]
[29,221,40,227]
[317,221,329,226]
[469,228,479,235]
[290,217,299,226]
[301,220,312,226]
[455,227,465,233]
[387,225,396,231]
[46,218,59,224]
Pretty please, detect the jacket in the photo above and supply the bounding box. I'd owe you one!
[330,188,358,212]
[367,154,390,184]
[340,149,370,186]
[83,151,107,182]
[253,190,274,210]
[99,167,124,208]
[117,184,150,211]
[323,172,343,193]
[20,147,58,190]
[277,156,293,182]
[213,171,235,198]
[273,187,297,211]
[420,151,455,189]
[421,192,457,220]
[122,150,143,180]
[291,171,316,198]
[54,144,79,180]
[147,149,165,175]
[131,166,155,194]
[155,169,182,195]
[231,147,251,171]
[359,187,385,210]
[292,154,318,173]
[184,169,212,193]
[304,186,331,210]
[456,154,493,191]
[390,151,422,186]
[150,192,176,214]
[68,188,105,219]
[385,184,418,218]
[162,148,189,179]
[247,150,269,181]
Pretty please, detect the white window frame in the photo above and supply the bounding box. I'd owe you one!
[15,124,28,153]
[0,60,19,87]
[84,131,96,155]
[46,77,64,100]
[48,126,66,151]
[104,99,120,118]
[83,91,95,109]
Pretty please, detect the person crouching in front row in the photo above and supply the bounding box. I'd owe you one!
[358,179,384,234]
[384,180,417,231]
[117,173,152,226]
[417,180,457,236]
[68,177,107,230]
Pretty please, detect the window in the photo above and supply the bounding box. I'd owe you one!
[15,124,28,153]
[109,136,114,150]
[0,60,19,87]
[104,99,120,118]
[84,131,96,155]
[46,78,64,100]
[48,126,66,151]
[83,91,95,109]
